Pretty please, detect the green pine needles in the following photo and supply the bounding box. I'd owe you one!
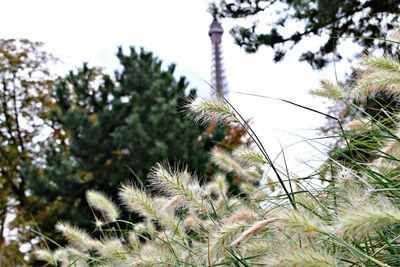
[35,53,400,266]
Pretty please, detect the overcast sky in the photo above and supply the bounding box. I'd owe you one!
[1,0,356,175]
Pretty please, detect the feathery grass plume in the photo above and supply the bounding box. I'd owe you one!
[345,118,375,131]
[335,168,359,192]
[337,203,400,238]
[148,163,208,213]
[96,239,128,261]
[309,80,346,101]
[240,183,268,202]
[214,172,228,196]
[211,147,242,173]
[373,132,400,169]
[62,247,90,266]
[244,239,273,258]
[225,208,257,225]
[56,222,99,252]
[355,54,400,98]
[282,209,330,235]
[185,96,238,126]
[225,198,242,210]
[211,147,258,182]
[132,222,147,235]
[86,190,120,222]
[128,231,141,253]
[53,248,68,266]
[160,195,181,212]
[34,249,57,265]
[360,54,400,73]
[205,182,221,200]
[269,247,338,267]
[183,214,202,232]
[233,146,267,166]
[146,219,158,237]
[352,70,400,99]
[159,213,187,241]
[128,243,158,266]
[210,222,248,260]
[119,184,158,219]
[390,28,400,43]
[230,217,282,246]
[134,242,181,267]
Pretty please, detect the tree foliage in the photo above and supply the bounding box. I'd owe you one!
[0,39,56,266]
[212,0,400,68]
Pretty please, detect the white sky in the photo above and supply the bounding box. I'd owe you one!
[0,0,356,175]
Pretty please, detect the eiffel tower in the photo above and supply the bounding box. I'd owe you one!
[209,18,227,96]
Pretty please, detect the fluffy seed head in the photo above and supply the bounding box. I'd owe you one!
[390,28,400,42]
[128,231,141,253]
[345,118,373,131]
[185,97,238,126]
[148,163,207,212]
[214,173,228,196]
[225,208,257,225]
[230,217,281,246]
[360,54,400,73]
[53,248,68,262]
[97,239,127,260]
[233,146,267,166]
[309,80,346,101]
[211,147,258,182]
[148,163,191,195]
[119,184,158,219]
[210,223,247,259]
[34,249,57,265]
[352,70,400,99]
[160,195,182,212]
[56,222,99,251]
[86,190,120,222]
[337,203,400,238]
[282,210,330,235]
[270,248,338,267]
[183,215,202,231]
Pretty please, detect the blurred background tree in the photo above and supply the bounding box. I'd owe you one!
[27,47,228,251]
[0,39,56,266]
[212,0,399,69]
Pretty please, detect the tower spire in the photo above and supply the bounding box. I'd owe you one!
[209,18,227,96]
